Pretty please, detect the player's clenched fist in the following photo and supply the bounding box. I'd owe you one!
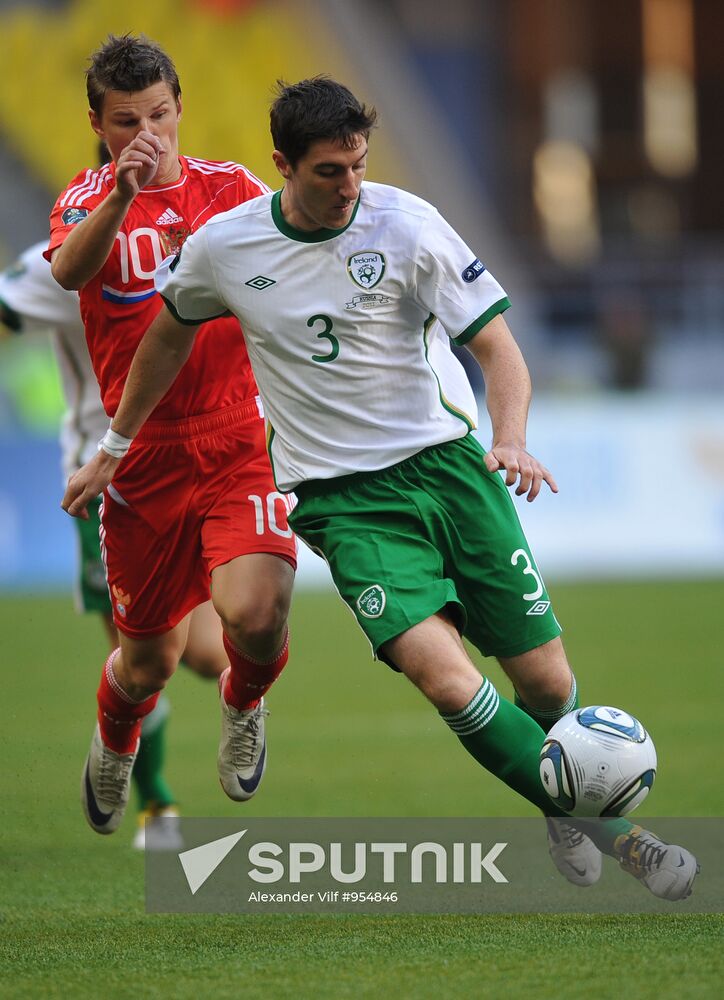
[115,131,165,197]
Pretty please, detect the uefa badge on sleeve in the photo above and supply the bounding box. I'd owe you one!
[461,258,486,283]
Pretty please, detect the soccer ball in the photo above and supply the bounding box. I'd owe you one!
[539,706,657,817]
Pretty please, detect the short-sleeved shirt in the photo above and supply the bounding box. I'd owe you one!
[155,181,510,491]
[0,242,107,479]
[47,156,269,419]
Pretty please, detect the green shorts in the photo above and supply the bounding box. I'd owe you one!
[73,496,112,615]
[289,434,561,664]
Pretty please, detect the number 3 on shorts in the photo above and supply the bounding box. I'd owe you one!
[511,548,543,601]
[248,493,293,537]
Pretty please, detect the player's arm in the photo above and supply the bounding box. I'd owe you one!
[61,305,199,518]
[50,189,134,290]
[466,313,558,501]
[51,132,164,289]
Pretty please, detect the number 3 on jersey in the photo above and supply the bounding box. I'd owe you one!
[308,314,339,363]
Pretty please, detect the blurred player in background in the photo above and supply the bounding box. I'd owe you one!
[48,34,296,839]
[0,231,232,850]
[66,76,698,900]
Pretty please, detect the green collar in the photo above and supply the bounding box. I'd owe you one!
[271,189,360,243]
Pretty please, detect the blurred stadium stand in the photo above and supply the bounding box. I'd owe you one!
[1,0,723,588]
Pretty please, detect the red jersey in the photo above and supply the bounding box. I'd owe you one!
[47,156,268,419]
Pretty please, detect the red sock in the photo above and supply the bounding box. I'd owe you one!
[97,649,160,753]
[222,630,289,711]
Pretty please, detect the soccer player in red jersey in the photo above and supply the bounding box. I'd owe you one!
[48,34,296,836]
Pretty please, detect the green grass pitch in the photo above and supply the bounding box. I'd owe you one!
[1,580,722,998]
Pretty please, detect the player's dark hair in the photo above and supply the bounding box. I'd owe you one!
[270,77,377,167]
[86,34,181,115]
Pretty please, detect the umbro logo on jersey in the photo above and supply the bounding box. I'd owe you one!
[156,208,184,225]
[245,275,276,290]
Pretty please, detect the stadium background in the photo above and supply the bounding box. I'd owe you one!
[1,0,724,587]
[1,2,722,998]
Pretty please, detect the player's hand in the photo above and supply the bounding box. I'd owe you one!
[62,450,121,519]
[484,442,558,502]
[114,131,165,199]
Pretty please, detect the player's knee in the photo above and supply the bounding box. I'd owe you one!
[123,649,178,690]
[400,659,484,713]
[220,597,288,658]
[518,665,573,710]
[501,637,573,710]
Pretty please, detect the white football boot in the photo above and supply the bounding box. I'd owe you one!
[81,723,138,834]
[217,667,269,801]
[614,825,700,900]
[546,818,603,887]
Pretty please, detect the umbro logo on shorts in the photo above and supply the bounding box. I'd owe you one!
[526,600,550,616]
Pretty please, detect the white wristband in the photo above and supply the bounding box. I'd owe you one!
[99,427,133,459]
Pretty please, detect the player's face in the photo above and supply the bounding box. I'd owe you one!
[274,136,367,231]
[89,82,182,184]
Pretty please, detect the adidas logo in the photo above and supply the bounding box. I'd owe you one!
[156,208,184,225]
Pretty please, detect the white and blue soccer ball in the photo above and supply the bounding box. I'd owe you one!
[539,706,657,817]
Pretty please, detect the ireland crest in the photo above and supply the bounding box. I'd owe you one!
[356,584,386,619]
[347,251,386,289]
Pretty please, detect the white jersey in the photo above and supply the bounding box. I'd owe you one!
[156,181,510,491]
[0,242,108,480]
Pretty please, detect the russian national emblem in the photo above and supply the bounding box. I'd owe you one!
[159,226,191,257]
[347,251,386,289]
[111,584,132,619]
[356,584,386,619]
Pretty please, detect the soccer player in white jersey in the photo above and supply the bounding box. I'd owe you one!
[0,240,231,849]
[64,77,698,900]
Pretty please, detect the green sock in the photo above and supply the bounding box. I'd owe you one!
[577,816,632,856]
[441,679,632,855]
[133,694,176,810]
[442,679,567,814]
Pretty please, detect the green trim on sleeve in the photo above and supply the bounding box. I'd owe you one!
[453,296,511,346]
[160,294,226,326]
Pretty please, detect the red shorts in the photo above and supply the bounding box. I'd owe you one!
[99,398,297,638]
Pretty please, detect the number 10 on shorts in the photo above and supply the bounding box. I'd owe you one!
[248,493,293,538]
